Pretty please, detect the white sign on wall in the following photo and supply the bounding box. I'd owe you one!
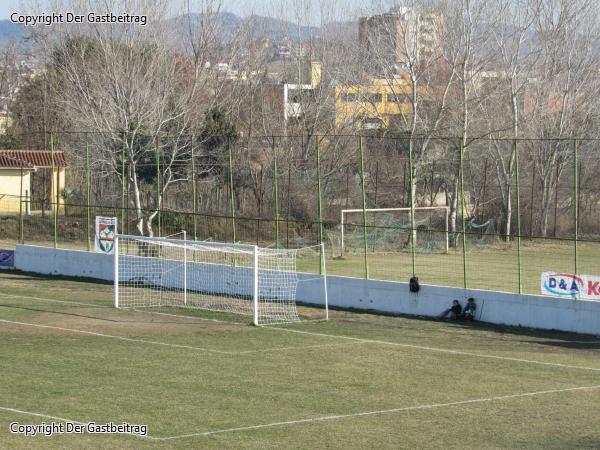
[95,216,118,254]
[541,272,600,301]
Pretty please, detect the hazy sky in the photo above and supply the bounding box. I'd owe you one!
[1,0,379,24]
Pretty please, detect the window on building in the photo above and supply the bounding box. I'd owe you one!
[340,92,357,102]
[289,89,315,103]
[365,93,382,104]
[387,93,411,103]
[361,117,384,130]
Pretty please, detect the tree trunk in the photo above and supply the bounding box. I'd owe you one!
[450,176,459,247]
[130,161,145,236]
[505,191,512,241]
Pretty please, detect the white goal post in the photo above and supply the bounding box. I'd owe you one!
[113,234,328,325]
[340,207,450,254]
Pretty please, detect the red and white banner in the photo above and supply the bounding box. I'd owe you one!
[583,275,600,300]
[541,272,600,300]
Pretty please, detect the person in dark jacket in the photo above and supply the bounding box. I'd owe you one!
[461,297,477,321]
[439,299,462,319]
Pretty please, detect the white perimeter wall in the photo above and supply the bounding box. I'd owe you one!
[14,244,600,336]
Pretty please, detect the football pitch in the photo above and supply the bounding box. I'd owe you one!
[1,272,600,449]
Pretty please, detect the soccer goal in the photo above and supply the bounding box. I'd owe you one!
[339,207,450,255]
[113,234,328,325]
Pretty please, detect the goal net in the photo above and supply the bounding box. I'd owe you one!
[114,235,328,325]
[333,207,449,256]
[466,218,498,247]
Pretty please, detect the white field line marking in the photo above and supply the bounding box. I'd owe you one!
[0,318,232,355]
[235,341,367,354]
[0,318,363,356]
[154,384,600,440]
[266,327,600,373]
[0,406,87,425]
[4,385,600,441]
[0,293,321,327]
[0,406,158,441]
[0,294,364,354]
[3,293,600,371]
[0,293,272,328]
[0,293,243,325]
[0,293,111,308]
[135,309,246,326]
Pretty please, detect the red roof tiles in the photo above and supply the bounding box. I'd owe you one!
[0,150,68,169]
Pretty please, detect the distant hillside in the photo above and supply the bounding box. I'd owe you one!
[322,19,358,42]
[0,20,24,43]
[241,14,320,41]
[168,12,339,44]
[0,12,357,47]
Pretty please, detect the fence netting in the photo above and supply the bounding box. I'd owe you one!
[1,132,598,296]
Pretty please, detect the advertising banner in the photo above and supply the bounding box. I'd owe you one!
[541,272,600,300]
[0,249,14,269]
[95,217,118,254]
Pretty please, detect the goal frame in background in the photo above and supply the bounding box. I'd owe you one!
[340,206,450,255]
[113,234,328,325]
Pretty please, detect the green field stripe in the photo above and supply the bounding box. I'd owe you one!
[0,318,233,355]
[154,384,600,440]
[267,327,600,373]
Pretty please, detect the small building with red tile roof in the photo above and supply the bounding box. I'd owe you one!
[0,150,68,213]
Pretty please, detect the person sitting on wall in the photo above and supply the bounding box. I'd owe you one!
[439,299,462,320]
[461,297,477,321]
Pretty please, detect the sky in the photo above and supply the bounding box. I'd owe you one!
[0,0,380,25]
[0,2,17,20]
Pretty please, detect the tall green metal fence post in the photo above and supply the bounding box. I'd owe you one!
[227,138,237,243]
[286,161,291,248]
[316,137,325,274]
[573,139,579,275]
[514,139,522,293]
[191,141,197,240]
[121,136,126,233]
[408,139,416,277]
[155,136,161,236]
[19,167,23,244]
[359,136,369,279]
[86,139,92,251]
[459,140,468,289]
[272,137,280,248]
[51,133,58,248]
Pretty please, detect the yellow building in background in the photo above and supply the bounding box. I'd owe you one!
[335,78,414,130]
[0,150,67,213]
[0,111,12,135]
[0,169,31,212]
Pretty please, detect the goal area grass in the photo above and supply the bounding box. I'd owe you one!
[1,271,600,449]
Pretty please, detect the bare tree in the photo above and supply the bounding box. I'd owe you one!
[526,0,600,237]
[35,0,245,235]
[359,0,461,244]
[484,0,539,240]
[440,0,500,241]
[0,42,20,110]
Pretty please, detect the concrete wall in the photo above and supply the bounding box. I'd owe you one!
[14,245,600,335]
[298,275,600,335]
[15,245,113,280]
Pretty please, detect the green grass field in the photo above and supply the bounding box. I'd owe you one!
[1,272,600,449]
[315,239,599,295]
